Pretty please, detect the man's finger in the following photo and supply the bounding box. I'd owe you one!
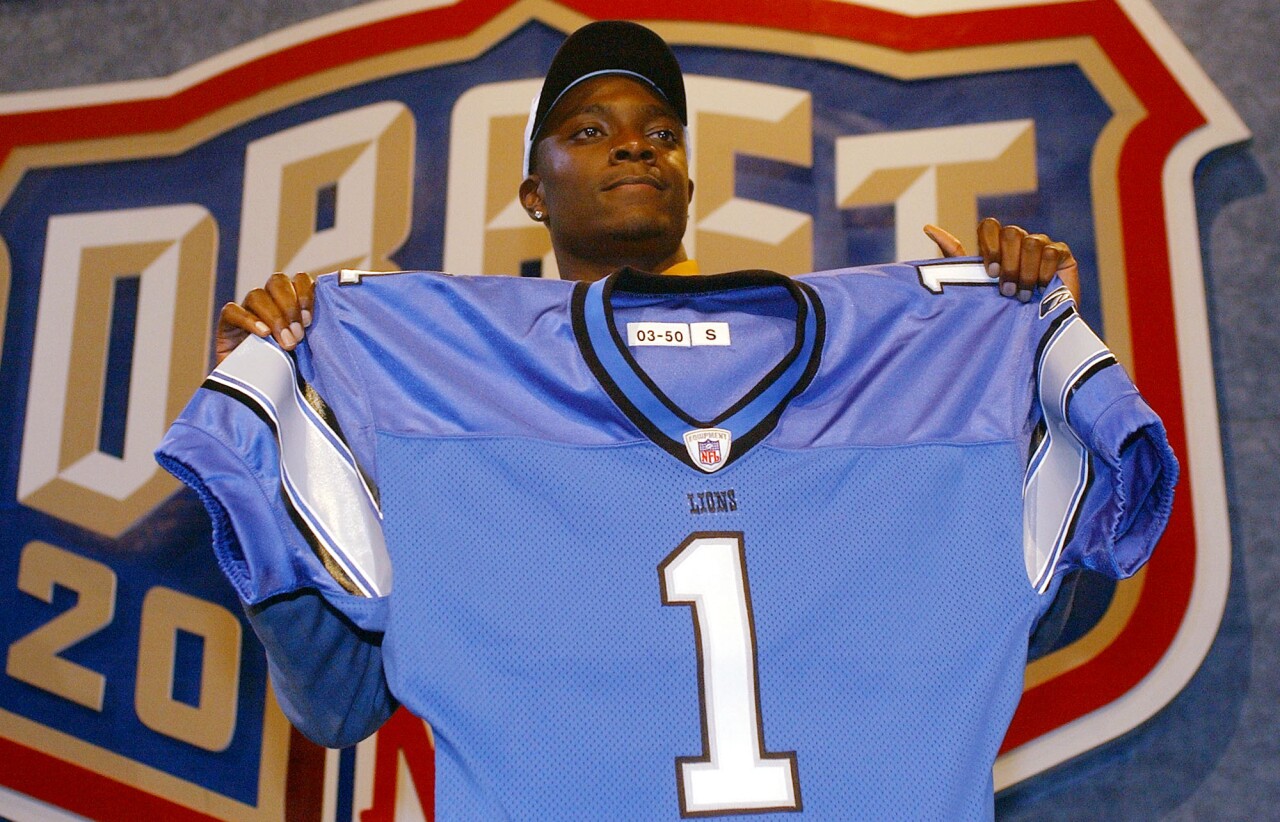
[998,224,1027,297]
[263,272,305,346]
[1018,235,1047,302]
[924,224,966,258]
[219,302,270,337]
[1046,241,1081,302]
[1037,243,1062,289]
[291,272,317,327]
[977,217,1002,273]
[242,287,298,349]
[264,272,303,320]
[215,302,265,366]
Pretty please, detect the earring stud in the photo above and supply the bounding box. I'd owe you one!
[533,210,544,220]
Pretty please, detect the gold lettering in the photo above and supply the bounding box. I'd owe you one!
[686,76,813,275]
[237,101,414,297]
[135,586,242,752]
[18,206,217,536]
[6,542,116,711]
[836,119,1037,260]
[444,79,551,276]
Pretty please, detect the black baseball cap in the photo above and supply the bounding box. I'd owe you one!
[523,20,688,175]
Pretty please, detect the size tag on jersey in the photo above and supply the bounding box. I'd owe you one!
[627,322,731,347]
[691,323,731,345]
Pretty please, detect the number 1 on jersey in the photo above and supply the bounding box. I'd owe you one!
[660,532,801,815]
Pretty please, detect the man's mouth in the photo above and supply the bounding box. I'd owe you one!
[604,175,665,191]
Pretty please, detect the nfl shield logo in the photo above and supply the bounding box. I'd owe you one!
[683,428,732,473]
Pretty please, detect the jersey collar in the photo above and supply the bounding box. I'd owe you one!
[571,267,825,472]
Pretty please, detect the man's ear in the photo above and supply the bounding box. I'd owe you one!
[519,176,546,221]
[687,178,695,205]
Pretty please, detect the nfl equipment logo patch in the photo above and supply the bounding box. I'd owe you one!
[684,428,732,472]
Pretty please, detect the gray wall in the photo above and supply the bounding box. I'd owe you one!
[1,1,1274,819]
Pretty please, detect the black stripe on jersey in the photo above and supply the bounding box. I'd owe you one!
[203,377,275,433]
[607,269,815,428]
[572,268,825,472]
[1027,415,1047,466]
[572,282,689,464]
[1065,355,1119,415]
[1056,459,1095,574]
[1026,305,1085,479]
[1027,346,1114,591]
[730,279,825,460]
[1033,304,1078,367]
[611,267,785,294]
[1050,354,1116,562]
[597,272,701,430]
[201,377,365,597]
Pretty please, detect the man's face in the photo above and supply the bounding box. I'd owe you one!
[523,75,693,269]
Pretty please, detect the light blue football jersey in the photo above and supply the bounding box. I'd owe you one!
[157,262,1176,820]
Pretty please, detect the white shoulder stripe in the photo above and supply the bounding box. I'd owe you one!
[1023,314,1111,593]
[210,336,391,597]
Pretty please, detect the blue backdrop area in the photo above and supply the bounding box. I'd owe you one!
[0,2,1275,820]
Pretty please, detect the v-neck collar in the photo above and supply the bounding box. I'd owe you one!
[571,267,825,472]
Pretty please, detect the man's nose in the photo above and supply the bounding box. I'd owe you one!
[610,138,656,163]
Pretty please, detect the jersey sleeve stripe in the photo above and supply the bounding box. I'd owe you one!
[200,377,367,596]
[1024,314,1114,593]
[297,372,382,509]
[206,336,391,597]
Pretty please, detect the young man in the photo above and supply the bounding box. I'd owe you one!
[216,21,1078,363]
[160,21,1171,820]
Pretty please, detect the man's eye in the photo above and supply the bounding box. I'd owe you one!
[652,129,678,142]
[574,126,602,138]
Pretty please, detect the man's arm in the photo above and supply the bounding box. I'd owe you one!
[160,291,395,746]
[159,425,396,747]
[247,589,398,748]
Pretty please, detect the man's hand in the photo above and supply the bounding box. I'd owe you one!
[924,217,1081,303]
[215,272,315,366]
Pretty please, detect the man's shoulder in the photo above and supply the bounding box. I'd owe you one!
[799,258,1074,328]
[314,268,453,293]
[799,257,993,292]
[304,269,580,357]
[313,268,573,309]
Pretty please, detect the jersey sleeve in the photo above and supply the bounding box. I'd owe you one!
[155,280,396,745]
[1021,285,1179,592]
